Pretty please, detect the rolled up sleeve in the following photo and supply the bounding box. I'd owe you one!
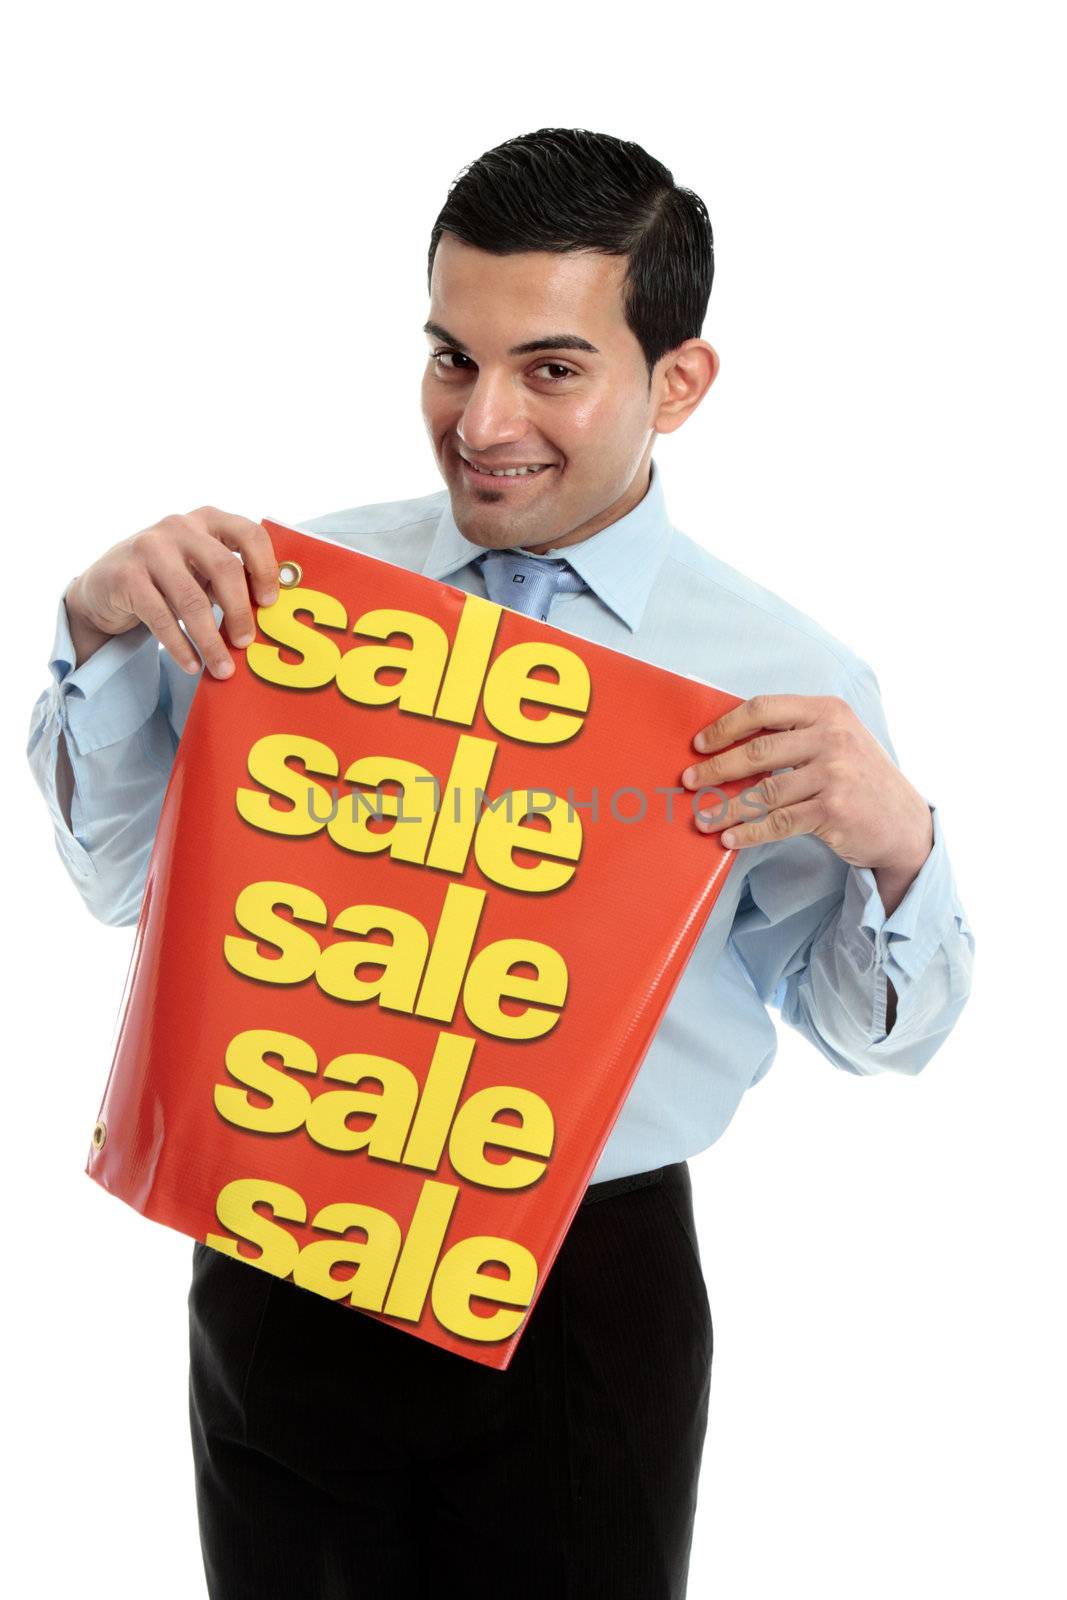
[775,802,976,1075]
[728,653,975,1078]
[26,586,198,926]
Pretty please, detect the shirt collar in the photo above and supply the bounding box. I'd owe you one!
[421,456,673,632]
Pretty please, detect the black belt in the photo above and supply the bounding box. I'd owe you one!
[580,1164,669,1206]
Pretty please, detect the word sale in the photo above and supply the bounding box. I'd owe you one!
[207,1024,551,1342]
[205,584,595,1344]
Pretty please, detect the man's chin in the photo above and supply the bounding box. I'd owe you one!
[449,501,550,550]
[451,512,533,552]
[443,462,568,544]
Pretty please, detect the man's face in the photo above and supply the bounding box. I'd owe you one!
[421,234,662,553]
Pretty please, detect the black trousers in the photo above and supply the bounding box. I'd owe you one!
[188,1161,713,1599]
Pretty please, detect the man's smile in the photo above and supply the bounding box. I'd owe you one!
[457,448,557,489]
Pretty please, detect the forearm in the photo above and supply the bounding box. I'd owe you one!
[872,802,935,919]
[27,590,197,926]
[64,577,114,669]
[778,900,974,1076]
[27,673,175,925]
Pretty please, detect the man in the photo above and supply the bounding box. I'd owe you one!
[27,127,974,1598]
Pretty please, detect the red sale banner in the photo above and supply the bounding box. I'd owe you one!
[87,521,760,1368]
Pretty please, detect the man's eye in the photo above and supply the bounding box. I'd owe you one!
[430,352,576,383]
[431,351,473,373]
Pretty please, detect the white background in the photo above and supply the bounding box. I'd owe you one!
[6,3,1063,1595]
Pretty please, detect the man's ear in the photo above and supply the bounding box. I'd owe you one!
[653,340,720,435]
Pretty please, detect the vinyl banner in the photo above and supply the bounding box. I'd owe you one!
[87,521,752,1368]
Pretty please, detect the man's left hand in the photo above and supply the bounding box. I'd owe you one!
[682,694,934,911]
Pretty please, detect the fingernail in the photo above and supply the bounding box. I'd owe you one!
[683,765,699,787]
[260,588,279,607]
[722,831,737,848]
[234,630,254,648]
[694,732,708,752]
[217,658,235,678]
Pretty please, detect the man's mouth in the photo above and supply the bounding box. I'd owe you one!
[458,452,555,484]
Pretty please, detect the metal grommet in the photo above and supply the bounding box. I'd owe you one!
[278,560,302,588]
[92,1120,107,1151]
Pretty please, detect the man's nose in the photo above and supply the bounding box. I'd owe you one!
[456,368,529,452]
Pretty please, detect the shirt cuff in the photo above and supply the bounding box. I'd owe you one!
[48,586,161,754]
[840,802,957,987]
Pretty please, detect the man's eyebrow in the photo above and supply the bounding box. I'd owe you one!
[423,321,599,357]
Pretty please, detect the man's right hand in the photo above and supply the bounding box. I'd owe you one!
[63,507,280,677]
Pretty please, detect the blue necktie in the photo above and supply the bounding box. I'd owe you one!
[478,548,588,622]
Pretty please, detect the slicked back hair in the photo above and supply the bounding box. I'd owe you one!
[428,127,714,389]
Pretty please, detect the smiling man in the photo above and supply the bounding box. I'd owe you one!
[422,239,685,551]
[28,127,974,1599]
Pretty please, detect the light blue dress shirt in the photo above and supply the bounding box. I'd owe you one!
[26,460,975,1182]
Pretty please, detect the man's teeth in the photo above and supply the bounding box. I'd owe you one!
[467,461,548,477]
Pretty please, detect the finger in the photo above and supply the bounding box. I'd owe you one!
[716,796,825,851]
[191,507,280,607]
[694,766,820,833]
[693,694,820,756]
[126,573,203,675]
[682,728,815,792]
[186,539,259,649]
[148,550,235,679]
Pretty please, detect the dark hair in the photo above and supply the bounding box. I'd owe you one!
[427,127,714,389]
